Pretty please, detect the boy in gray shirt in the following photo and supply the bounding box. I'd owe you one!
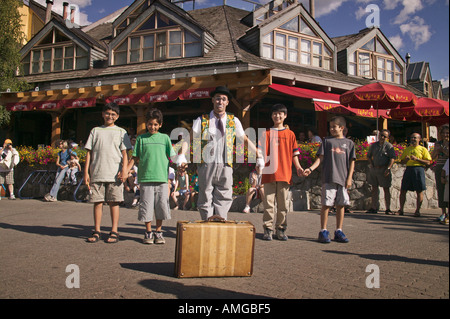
[84,103,132,243]
[303,116,356,243]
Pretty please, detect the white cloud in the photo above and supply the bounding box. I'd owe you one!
[392,0,424,24]
[35,0,92,25]
[389,34,404,50]
[355,6,366,20]
[440,76,449,88]
[399,16,433,49]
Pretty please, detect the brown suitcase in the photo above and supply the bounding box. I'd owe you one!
[174,216,255,278]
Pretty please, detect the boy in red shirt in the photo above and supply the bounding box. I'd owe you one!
[260,104,304,241]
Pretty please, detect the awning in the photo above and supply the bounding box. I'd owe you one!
[270,83,390,119]
[6,97,97,111]
[270,83,341,101]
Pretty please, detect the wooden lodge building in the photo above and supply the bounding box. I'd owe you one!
[2,0,441,148]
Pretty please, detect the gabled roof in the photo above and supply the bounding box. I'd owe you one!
[407,61,430,82]
[20,15,107,57]
[108,0,215,54]
[333,27,404,64]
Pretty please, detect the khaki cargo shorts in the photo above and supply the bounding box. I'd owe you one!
[89,182,124,203]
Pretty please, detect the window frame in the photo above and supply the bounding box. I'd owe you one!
[262,28,333,71]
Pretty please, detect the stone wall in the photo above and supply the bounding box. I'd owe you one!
[8,161,439,212]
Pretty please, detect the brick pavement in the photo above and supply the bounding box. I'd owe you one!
[0,199,448,300]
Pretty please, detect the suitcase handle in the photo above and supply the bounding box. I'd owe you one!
[206,215,226,223]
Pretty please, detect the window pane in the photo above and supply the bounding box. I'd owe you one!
[143,48,154,61]
[76,46,87,57]
[32,51,40,61]
[300,18,315,36]
[378,69,385,80]
[64,58,73,70]
[262,44,273,59]
[301,39,310,52]
[170,31,181,44]
[32,62,39,73]
[275,47,286,60]
[131,37,140,50]
[115,52,126,65]
[288,50,298,63]
[375,39,388,54]
[130,50,140,62]
[76,56,88,69]
[43,61,51,72]
[53,59,62,71]
[360,64,370,77]
[54,47,63,59]
[312,56,321,67]
[301,53,310,65]
[169,44,181,57]
[144,35,154,48]
[313,42,321,55]
[280,17,298,32]
[275,33,286,46]
[387,71,394,82]
[386,60,394,71]
[185,31,199,43]
[324,46,332,57]
[359,52,370,64]
[323,58,331,70]
[156,33,166,59]
[288,36,298,49]
[185,43,201,57]
[362,38,374,51]
[65,46,74,57]
[43,49,52,60]
[157,33,166,45]
[377,57,385,68]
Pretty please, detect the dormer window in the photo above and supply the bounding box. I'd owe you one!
[113,12,202,65]
[262,16,333,70]
[21,29,89,75]
[348,37,403,84]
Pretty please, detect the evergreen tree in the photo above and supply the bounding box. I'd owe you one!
[0,0,30,127]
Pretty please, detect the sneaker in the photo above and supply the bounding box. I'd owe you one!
[243,205,250,214]
[276,228,288,241]
[48,196,57,202]
[334,230,349,243]
[154,231,165,244]
[143,231,154,244]
[318,230,331,243]
[440,217,449,225]
[263,228,273,241]
[9,194,16,200]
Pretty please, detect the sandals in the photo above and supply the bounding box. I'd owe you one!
[385,209,395,215]
[86,231,120,243]
[86,231,101,243]
[106,231,120,244]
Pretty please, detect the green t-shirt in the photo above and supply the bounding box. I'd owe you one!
[132,132,176,183]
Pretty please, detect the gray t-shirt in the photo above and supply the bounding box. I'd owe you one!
[85,125,132,183]
[367,141,396,167]
[317,137,356,187]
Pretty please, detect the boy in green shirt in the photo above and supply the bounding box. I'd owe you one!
[127,108,176,244]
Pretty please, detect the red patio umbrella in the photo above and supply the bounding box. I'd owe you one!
[340,82,418,132]
[388,97,449,126]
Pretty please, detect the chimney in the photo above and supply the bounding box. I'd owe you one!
[406,53,411,67]
[70,5,76,23]
[63,2,69,20]
[45,0,54,24]
[309,0,315,18]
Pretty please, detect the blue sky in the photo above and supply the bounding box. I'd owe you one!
[36,0,449,88]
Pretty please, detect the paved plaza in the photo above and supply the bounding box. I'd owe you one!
[0,199,448,300]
